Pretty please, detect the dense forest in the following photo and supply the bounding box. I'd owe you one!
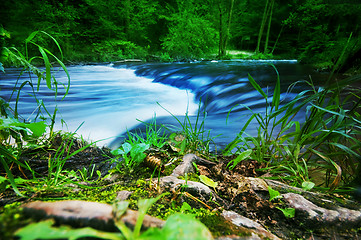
[1,0,361,70]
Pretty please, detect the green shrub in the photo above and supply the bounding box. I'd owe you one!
[161,13,217,60]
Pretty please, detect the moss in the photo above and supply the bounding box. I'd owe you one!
[0,202,31,240]
[178,172,200,182]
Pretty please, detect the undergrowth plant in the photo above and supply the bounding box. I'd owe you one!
[224,64,361,190]
[111,117,165,170]
[158,101,217,155]
[0,31,71,195]
[111,102,217,172]
[46,131,96,187]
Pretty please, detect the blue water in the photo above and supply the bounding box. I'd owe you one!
[0,60,327,149]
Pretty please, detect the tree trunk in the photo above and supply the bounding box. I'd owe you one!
[124,0,130,39]
[223,0,234,56]
[218,2,223,57]
[264,0,275,54]
[271,25,283,54]
[255,0,270,53]
[218,0,234,58]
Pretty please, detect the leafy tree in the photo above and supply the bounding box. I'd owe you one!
[161,0,217,60]
[215,0,235,58]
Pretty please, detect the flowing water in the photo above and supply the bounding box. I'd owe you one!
[0,60,328,149]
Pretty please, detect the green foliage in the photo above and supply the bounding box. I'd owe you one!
[301,181,315,191]
[158,101,217,154]
[111,117,168,170]
[145,213,213,240]
[0,31,84,196]
[92,40,147,61]
[0,117,47,145]
[0,117,46,196]
[15,220,122,240]
[3,0,361,63]
[46,132,96,187]
[112,142,150,170]
[199,175,218,190]
[226,65,361,190]
[158,52,173,62]
[268,186,295,218]
[161,1,217,60]
[226,149,252,170]
[130,118,168,149]
[276,207,295,219]
[3,31,70,132]
[268,186,282,202]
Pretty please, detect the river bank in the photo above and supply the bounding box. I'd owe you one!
[1,133,361,239]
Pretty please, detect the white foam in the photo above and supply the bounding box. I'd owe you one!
[53,66,199,145]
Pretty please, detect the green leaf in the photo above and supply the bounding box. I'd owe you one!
[130,143,150,164]
[192,162,199,174]
[25,31,39,43]
[112,201,133,239]
[180,202,192,213]
[134,194,165,237]
[226,149,253,170]
[248,73,267,99]
[160,213,213,240]
[199,175,218,189]
[0,155,25,197]
[268,186,282,201]
[15,219,121,240]
[38,46,52,89]
[25,121,47,138]
[276,207,295,218]
[110,148,125,156]
[301,181,315,191]
[122,142,132,153]
[271,64,280,110]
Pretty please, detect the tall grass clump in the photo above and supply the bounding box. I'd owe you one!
[0,31,71,195]
[158,101,217,155]
[224,65,361,191]
[111,102,217,171]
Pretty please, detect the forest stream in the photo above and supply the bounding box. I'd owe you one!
[0,60,329,150]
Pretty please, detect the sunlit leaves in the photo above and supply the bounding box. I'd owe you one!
[199,175,218,189]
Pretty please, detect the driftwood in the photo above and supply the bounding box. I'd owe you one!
[22,200,165,231]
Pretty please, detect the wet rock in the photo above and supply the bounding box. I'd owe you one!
[172,154,197,177]
[245,177,268,192]
[282,192,361,228]
[116,190,133,201]
[121,209,165,230]
[22,200,164,231]
[172,154,216,177]
[221,210,281,240]
[265,179,308,194]
[154,175,212,199]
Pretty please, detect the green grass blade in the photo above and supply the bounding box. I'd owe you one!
[329,142,361,158]
[223,114,256,155]
[40,31,64,60]
[43,48,70,98]
[25,31,39,43]
[248,73,267,99]
[37,46,52,89]
[0,148,25,197]
[270,64,280,110]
